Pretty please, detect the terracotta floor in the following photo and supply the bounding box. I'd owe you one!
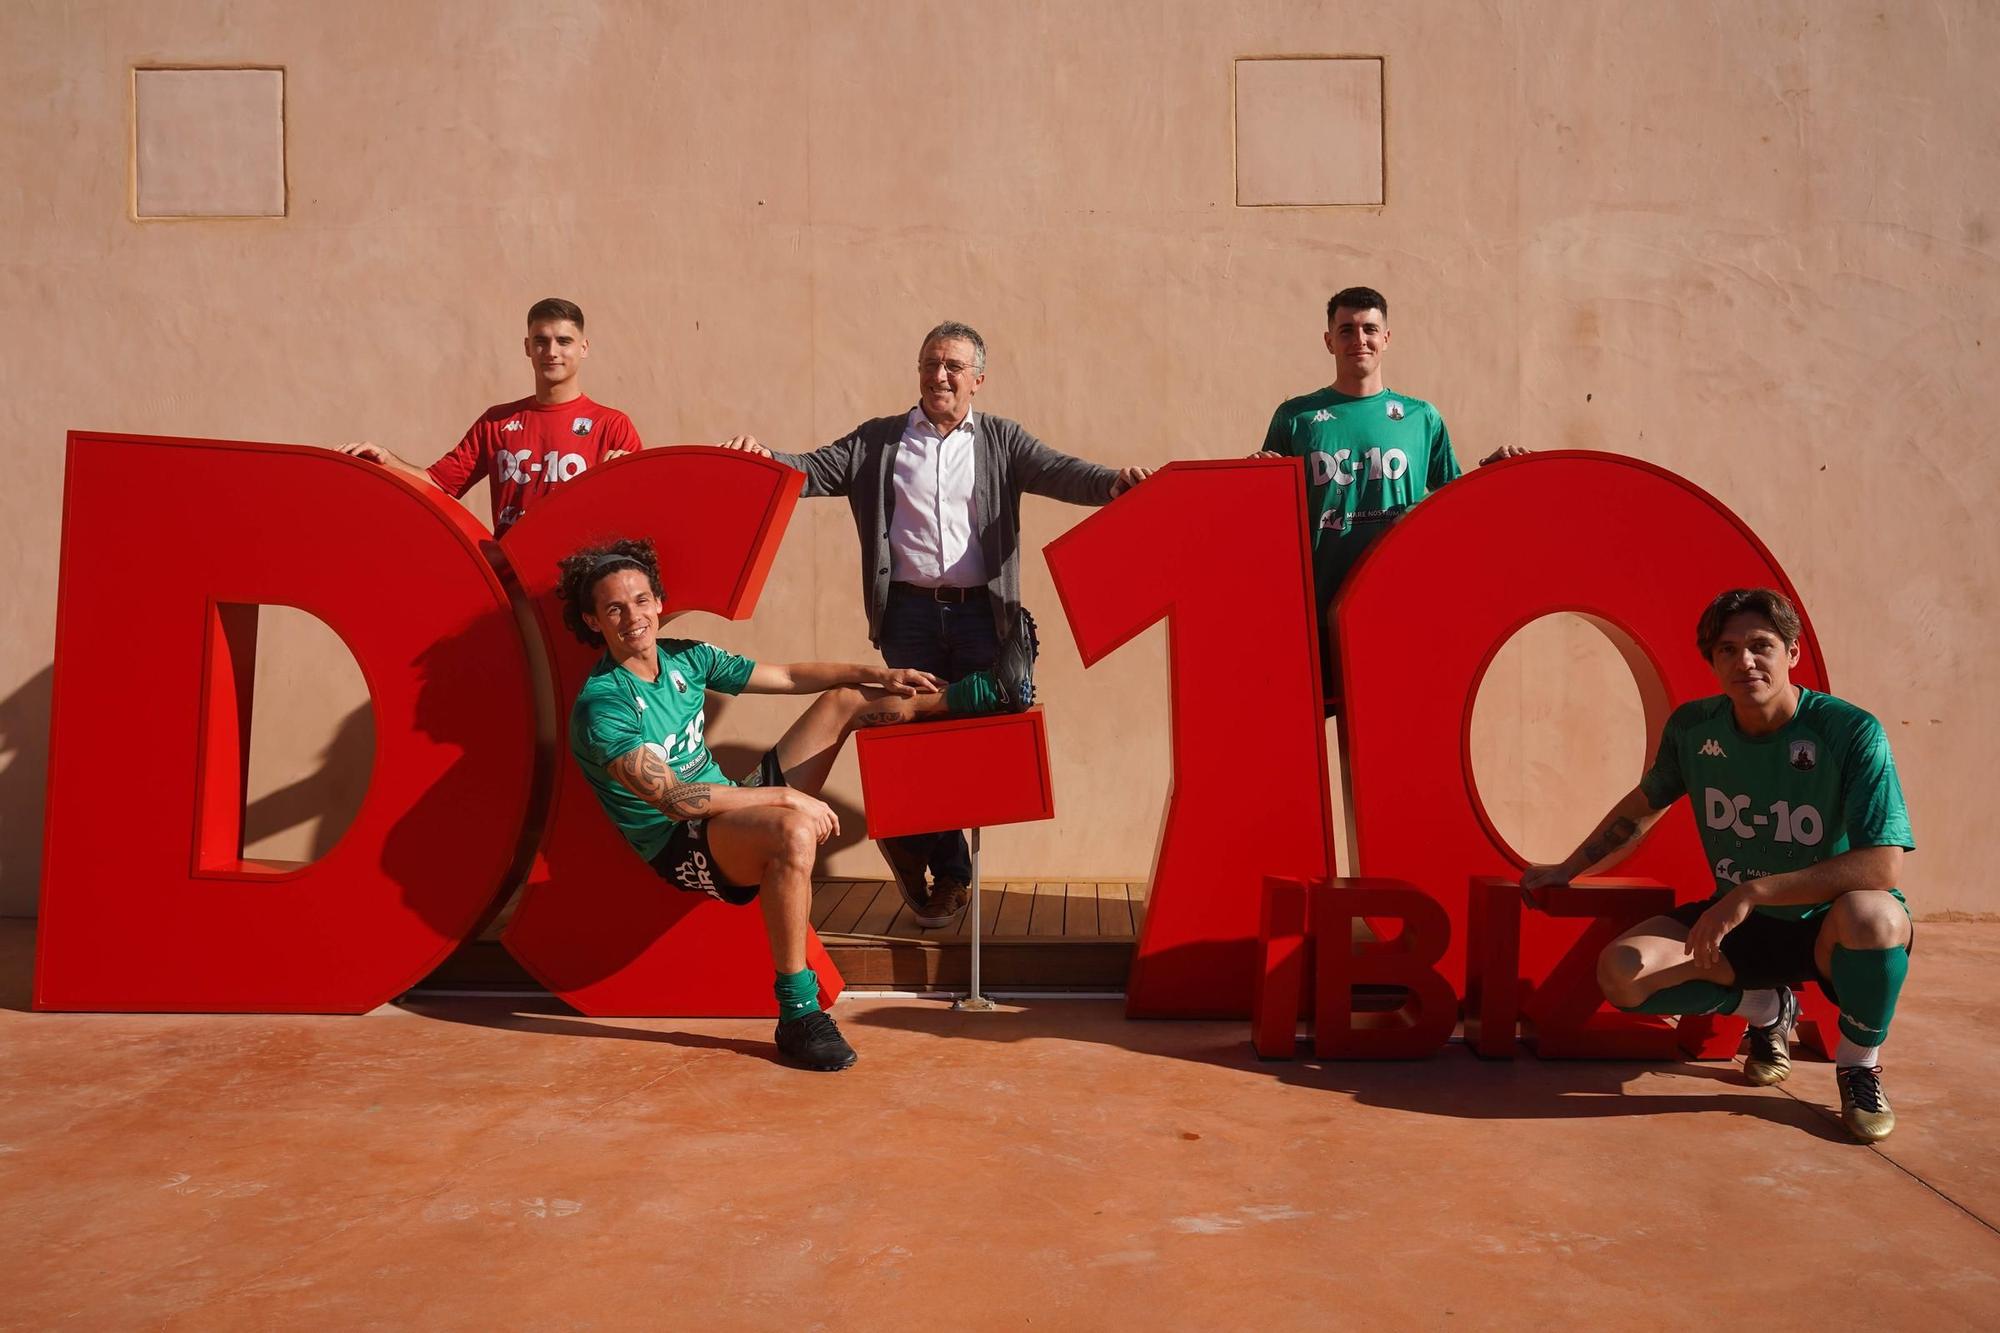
[4,920,1997,1330]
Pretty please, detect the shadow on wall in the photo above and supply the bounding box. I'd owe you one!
[0,666,53,918]
[243,703,375,863]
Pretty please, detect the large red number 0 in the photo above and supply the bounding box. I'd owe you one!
[499,447,843,1017]
[1045,460,1336,1017]
[1339,451,1832,1001]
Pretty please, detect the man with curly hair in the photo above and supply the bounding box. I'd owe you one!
[558,537,1036,1071]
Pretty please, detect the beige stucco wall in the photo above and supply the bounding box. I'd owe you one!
[3,1,1995,917]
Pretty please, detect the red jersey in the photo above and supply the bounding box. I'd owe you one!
[427,394,643,535]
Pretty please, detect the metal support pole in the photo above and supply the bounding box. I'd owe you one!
[953,826,996,1011]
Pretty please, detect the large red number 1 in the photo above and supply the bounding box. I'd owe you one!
[1045,460,1336,1017]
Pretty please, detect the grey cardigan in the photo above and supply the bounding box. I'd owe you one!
[772,410,1119,645]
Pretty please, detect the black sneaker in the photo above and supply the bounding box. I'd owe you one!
[1837,1064,1895,1142]
[774,1009,858,1071]
[989,608,1040,711]
[945,609,1041,717]
[882,840,932,916]
[1742,985,1800,1086]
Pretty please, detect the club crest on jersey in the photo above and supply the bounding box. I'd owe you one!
[669,669,689,694]
[1699,738,1727,758]
[1385,400,1405,421]
[1789,739,1817,771]
[571,416,594,436]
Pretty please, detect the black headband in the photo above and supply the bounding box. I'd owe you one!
[589,552,644,579]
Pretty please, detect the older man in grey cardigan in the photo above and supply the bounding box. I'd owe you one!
[726,320,1148,927]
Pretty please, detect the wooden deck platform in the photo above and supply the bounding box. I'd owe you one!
[812,877,1146,991]
[812,878,1145,942]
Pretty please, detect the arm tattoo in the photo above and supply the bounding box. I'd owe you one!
[610,748,714,819]
[1579,816,1639,867]
[855,709,907,728]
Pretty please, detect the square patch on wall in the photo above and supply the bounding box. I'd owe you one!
[134,68,286,218]
[1235,57,1383,207]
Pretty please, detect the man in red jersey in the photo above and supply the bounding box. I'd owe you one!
[338,297,646,535]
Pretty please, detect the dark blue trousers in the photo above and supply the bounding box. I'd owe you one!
[877,583,999,884]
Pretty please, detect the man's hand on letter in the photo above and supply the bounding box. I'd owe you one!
[1519,862,1573,908]
[1479,445,1532,465]
[1110,466,1153,497]
[716,435,772,457]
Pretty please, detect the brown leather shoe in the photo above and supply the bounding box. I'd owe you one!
[914,876,970,929]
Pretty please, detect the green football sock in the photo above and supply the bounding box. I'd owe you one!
[1830,945,1908,1047]
[943,671,1001,715]
[774,968,821,1022]
[1614,980,1742,1016]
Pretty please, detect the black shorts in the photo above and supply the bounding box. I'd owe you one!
[1665,899,1915,1004]
[646,747,786,907]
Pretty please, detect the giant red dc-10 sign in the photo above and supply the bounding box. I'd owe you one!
[37,436,1828,1048]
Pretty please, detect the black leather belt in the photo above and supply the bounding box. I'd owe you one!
[891,581,986,603]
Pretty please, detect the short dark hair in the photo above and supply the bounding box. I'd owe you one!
[556,538,662,647]
[920,320,987,372]
[1695,588,1803,660]
[1327,287,1388,323]
[528,297,585,329]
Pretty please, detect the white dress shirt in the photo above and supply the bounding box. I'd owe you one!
[889,406,987,587]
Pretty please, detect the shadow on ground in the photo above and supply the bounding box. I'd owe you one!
[842,999,1854,1142]
[0,912,1849,1144]
[398,992,780,1064]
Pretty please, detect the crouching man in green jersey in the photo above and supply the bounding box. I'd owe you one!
[1521,588,1915,1141]
[558,537,1036,1072]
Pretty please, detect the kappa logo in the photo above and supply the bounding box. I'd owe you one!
[1699,738,1727,758]
[571,417,594,436]
[501,419,526,432]
[1311,409,1335,423]
[1788,739,1818,772]
[1385,401,1405,421]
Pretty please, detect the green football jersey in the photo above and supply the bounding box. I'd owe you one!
[569,638,757,860]
[1261,386,1461,611]
[1638,688,1914,919]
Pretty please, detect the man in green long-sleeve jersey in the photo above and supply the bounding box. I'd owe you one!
[1521,588,1916,1141]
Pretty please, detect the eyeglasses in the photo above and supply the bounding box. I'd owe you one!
[918,358,979,377]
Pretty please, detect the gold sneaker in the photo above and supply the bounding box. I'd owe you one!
[1742,986,1800,1086]
[1837,1065,1895,1142]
